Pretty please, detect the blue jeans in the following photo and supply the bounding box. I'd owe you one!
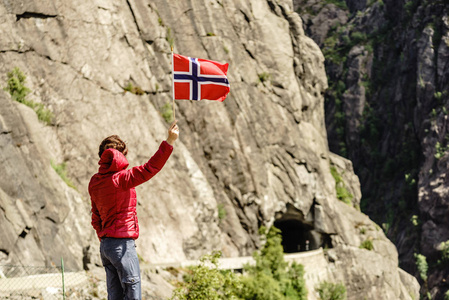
[100,238,141,300]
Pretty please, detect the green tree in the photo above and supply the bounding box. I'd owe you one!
[284,262,307,300]
[238,226,308,300]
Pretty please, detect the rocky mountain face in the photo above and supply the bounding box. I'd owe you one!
[294,0,449,298]
[0,0,419,298]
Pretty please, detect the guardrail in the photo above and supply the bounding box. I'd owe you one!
[143,248,325,271]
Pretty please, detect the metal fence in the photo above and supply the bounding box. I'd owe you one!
[0,260,89,300]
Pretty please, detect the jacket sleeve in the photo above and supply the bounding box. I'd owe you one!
[91,200,102,236]
[117,141,174,190]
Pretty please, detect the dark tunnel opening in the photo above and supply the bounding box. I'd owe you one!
[274,207,333,253]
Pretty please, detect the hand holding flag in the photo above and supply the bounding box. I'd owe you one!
[166,120,179,146]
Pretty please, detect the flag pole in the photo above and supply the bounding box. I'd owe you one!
[171,46,176,121]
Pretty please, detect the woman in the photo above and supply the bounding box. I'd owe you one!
[88,121,179,300]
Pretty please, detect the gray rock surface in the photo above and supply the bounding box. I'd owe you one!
[296,0,449,297]
[0,0,418,298]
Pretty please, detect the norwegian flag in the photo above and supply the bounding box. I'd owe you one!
[172,53,230,102]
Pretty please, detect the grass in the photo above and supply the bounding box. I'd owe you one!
[51,160,76,190]
[166,27,174,48]
[123,82,145,95]
[217,204,226,221]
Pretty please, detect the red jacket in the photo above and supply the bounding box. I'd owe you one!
[88,141,173,239]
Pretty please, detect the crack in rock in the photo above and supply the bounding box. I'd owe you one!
[16,12,57,22]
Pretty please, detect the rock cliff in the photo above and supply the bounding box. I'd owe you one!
[0,0,419,298]
[295,0,449,298]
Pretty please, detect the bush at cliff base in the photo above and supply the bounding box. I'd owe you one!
[171,226,308,300]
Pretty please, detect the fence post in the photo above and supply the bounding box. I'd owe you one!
[61,257,66,300]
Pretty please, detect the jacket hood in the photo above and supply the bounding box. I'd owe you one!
[98,148,129,174]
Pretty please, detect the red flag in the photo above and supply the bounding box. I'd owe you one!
[172,53,230,102]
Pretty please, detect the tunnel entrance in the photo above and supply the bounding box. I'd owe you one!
[274,219,316,252]
[274,204,332,253]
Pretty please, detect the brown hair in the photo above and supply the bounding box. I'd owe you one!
[98,135,128,158]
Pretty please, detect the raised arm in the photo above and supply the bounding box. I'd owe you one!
[117,120,179,190]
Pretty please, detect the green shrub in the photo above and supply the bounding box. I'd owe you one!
[365,42,374,54]
[404,0,418,17]
[35,103,54,125]
[439,240,449,265]
[359,239,374,251]
[350,31,367,44]
[258,72,270,83]
[123,82,145,95]
[435,141,449,160]
[410,215,419,226]
[4,67,54,125]
[445,290,449,300]
[160,102,173,123]
[324,35,338,49]
[172,226,308,300]
[171,251,242,300]
[405,173,416,186]
[324,0,348,10]
[330,166,353,205]
[323,34,346,64]
[285,262,307,300]
[4,67,30,103]
[316,281,347,300]
[238,272,284,300]
[414,253,428,281]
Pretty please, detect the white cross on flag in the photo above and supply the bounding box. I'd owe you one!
[172,53,230,102]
